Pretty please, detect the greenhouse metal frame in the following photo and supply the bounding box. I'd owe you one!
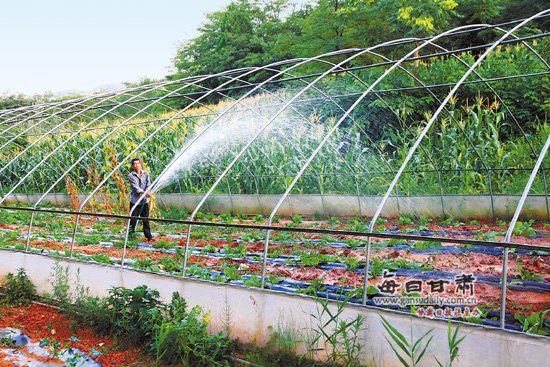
[2,10,550,330]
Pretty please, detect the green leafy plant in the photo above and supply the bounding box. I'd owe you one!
[296,278,327,296]
[308,289,365,366]
[223,267,242,281]
[418,215,431,225]
[435,319,468,367]
[387,238,408,247]
[267,275,283,287]
[39,338,63,359]
[379,315,433,367]
[252,214,264,223]
[411,241,442,250]
[291,214,303,225]
[514,310,550,336]
[218,213,233,224]
[274,231,293,241]
[513,220,537,237]
[1,268,36,306]
[344,238,363,248]
[152,239,175,250]
[47,257,71,305]
[517,260,545,282]
[190,231,212,240]
[235,214,248,221]
[244,275,263,288]
[345,257,360,270]
[204,212,217,222]
[106,285,162,345]
[398,216,413,225]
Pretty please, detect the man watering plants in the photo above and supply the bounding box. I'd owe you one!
[128,158,154,241]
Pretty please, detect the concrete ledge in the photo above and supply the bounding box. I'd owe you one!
[2,193,549,219]
[1,250,549,366]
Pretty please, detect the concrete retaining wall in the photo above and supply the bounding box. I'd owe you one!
[1,250,549,367]
[3,193,549,219]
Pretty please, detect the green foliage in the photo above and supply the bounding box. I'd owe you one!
[291,214,303,225]
[308,290,365,367]
[252,214,264,223]
[514,309,550,336]
[106,285,162,344]
[375,0,459,38]
[517,260,545,282]
[296,278,327,296]
[152,239,175,250]
[1,268,36,306]
[513,220,537,237]
[39,338,63,358]
[380,315,433,367]
[218,212,233,224]
[47,257,71,306]
[398,216,414,225]
[435,319,468,367]
[150,293,233,366]
[370,257,431,278]
[244,275,263,288]
[411,241,442,250]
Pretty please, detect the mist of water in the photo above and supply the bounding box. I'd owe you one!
[149,92,389,199]
[150,97,314,194]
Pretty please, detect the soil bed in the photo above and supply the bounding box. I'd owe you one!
[0,303,152,367]
[1,208,550,333]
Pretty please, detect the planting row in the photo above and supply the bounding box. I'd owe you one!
[1,206,550,335]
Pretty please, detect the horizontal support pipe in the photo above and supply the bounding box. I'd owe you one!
[1,204,548,253]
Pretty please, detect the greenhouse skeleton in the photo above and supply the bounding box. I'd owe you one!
[1,10,550,335]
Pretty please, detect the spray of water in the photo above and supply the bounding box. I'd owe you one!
[149,92,388,198]
[150,95,318,194]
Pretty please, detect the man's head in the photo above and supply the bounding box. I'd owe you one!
[131,158,142,171]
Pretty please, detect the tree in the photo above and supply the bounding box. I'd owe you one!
[170,0,283,80]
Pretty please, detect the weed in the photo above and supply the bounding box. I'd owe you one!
[435,319,468,367]
[308,289,365,366]
[1,268,36,306]
[221,294,233,338]
[48,257,71,305]
[380,314,433,367]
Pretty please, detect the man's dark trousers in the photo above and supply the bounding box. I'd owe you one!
[129,201,152,240]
